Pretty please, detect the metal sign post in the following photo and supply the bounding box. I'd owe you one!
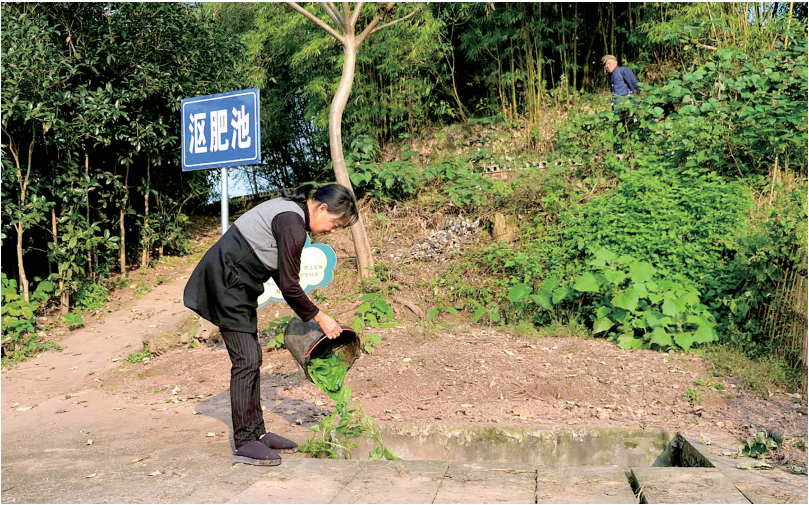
[181,88,261,235]
[221,168,228,235]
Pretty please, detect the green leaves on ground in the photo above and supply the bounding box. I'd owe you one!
[302,352,398,461]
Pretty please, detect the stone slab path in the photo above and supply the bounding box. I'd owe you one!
[221,456,806,504]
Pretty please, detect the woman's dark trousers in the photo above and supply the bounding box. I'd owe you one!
[221,330,266,449]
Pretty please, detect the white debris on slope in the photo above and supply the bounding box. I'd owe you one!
[391,218,481,263]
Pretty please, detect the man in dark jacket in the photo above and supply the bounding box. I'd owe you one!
[602,55,639,105]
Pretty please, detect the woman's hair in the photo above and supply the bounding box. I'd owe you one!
[283,182,359,227]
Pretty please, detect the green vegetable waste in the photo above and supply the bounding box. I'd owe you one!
[301,352,398,461]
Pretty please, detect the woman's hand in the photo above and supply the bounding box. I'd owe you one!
[313,310,342,339]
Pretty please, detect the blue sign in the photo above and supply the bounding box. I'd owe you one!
[257,236,337,308]
[181,88,260,171]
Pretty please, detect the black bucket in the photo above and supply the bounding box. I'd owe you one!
[284,318,361,382]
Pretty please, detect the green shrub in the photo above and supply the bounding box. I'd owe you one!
[423,160,512,210]
[716,187,808,356]
[74,282,110,313]
[1,274,59,365]
[347,135,422,202]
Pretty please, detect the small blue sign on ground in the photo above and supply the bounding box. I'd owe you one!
[181,88,260,171]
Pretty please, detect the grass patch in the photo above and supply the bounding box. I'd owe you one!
[531,317,590,339]
[705,344,802,395]
[134,281,151,299]
[127,349,154,363]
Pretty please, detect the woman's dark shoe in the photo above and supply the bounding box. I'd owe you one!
[233,441,282,466]
[259,432,299,454]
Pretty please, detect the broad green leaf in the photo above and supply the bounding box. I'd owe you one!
[573,272,600,293]
[539,277,559,295]
[662,299,677,316]
[427,307,439,320]
[693,325,716,343]
[629,262,656,284]
[611,288,639,312]
[649,327,673,348]
[593,317,614,334]
[530,294,552,311]
[603,270,628,286]
[36,281,54,292]
[356,303,372,314]
[590,247,617,267]
[472,308,486,323]
[552,287,568,304]
[645,310,665,328]
[617,334,643,349]
[674,332,695,352]
[508,283,532,303]
[596,306,612,319]
[612,308,629,323]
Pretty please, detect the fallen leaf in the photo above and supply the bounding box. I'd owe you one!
[721,450,740,458]
[460,404,474,408]
[112,407,123,411]
[504,350,515,356]
[154,407,168,411]
[111,358,119,362]
[402,358,412,363]
[132,457,148,463]
[206,433,215,437]
[148,470,162,477]
[171,386,180,396]
[86,439,93,445]
[699,434,712,446]
[15,406,33,412]
[86,473,97,479]
[314,400,325,407]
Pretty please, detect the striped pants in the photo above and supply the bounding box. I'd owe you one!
[221,330,266,449]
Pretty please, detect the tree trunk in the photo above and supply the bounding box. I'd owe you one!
[15,224,29,303]
[330,40,375,279]
[141,157,151,268]
[446,27,468,122]
[84,148,95,282]
[120,163,129,279]
[52,208,69,313]
[15,131,36,302]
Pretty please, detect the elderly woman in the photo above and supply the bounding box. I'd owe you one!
[184,183,358,466]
